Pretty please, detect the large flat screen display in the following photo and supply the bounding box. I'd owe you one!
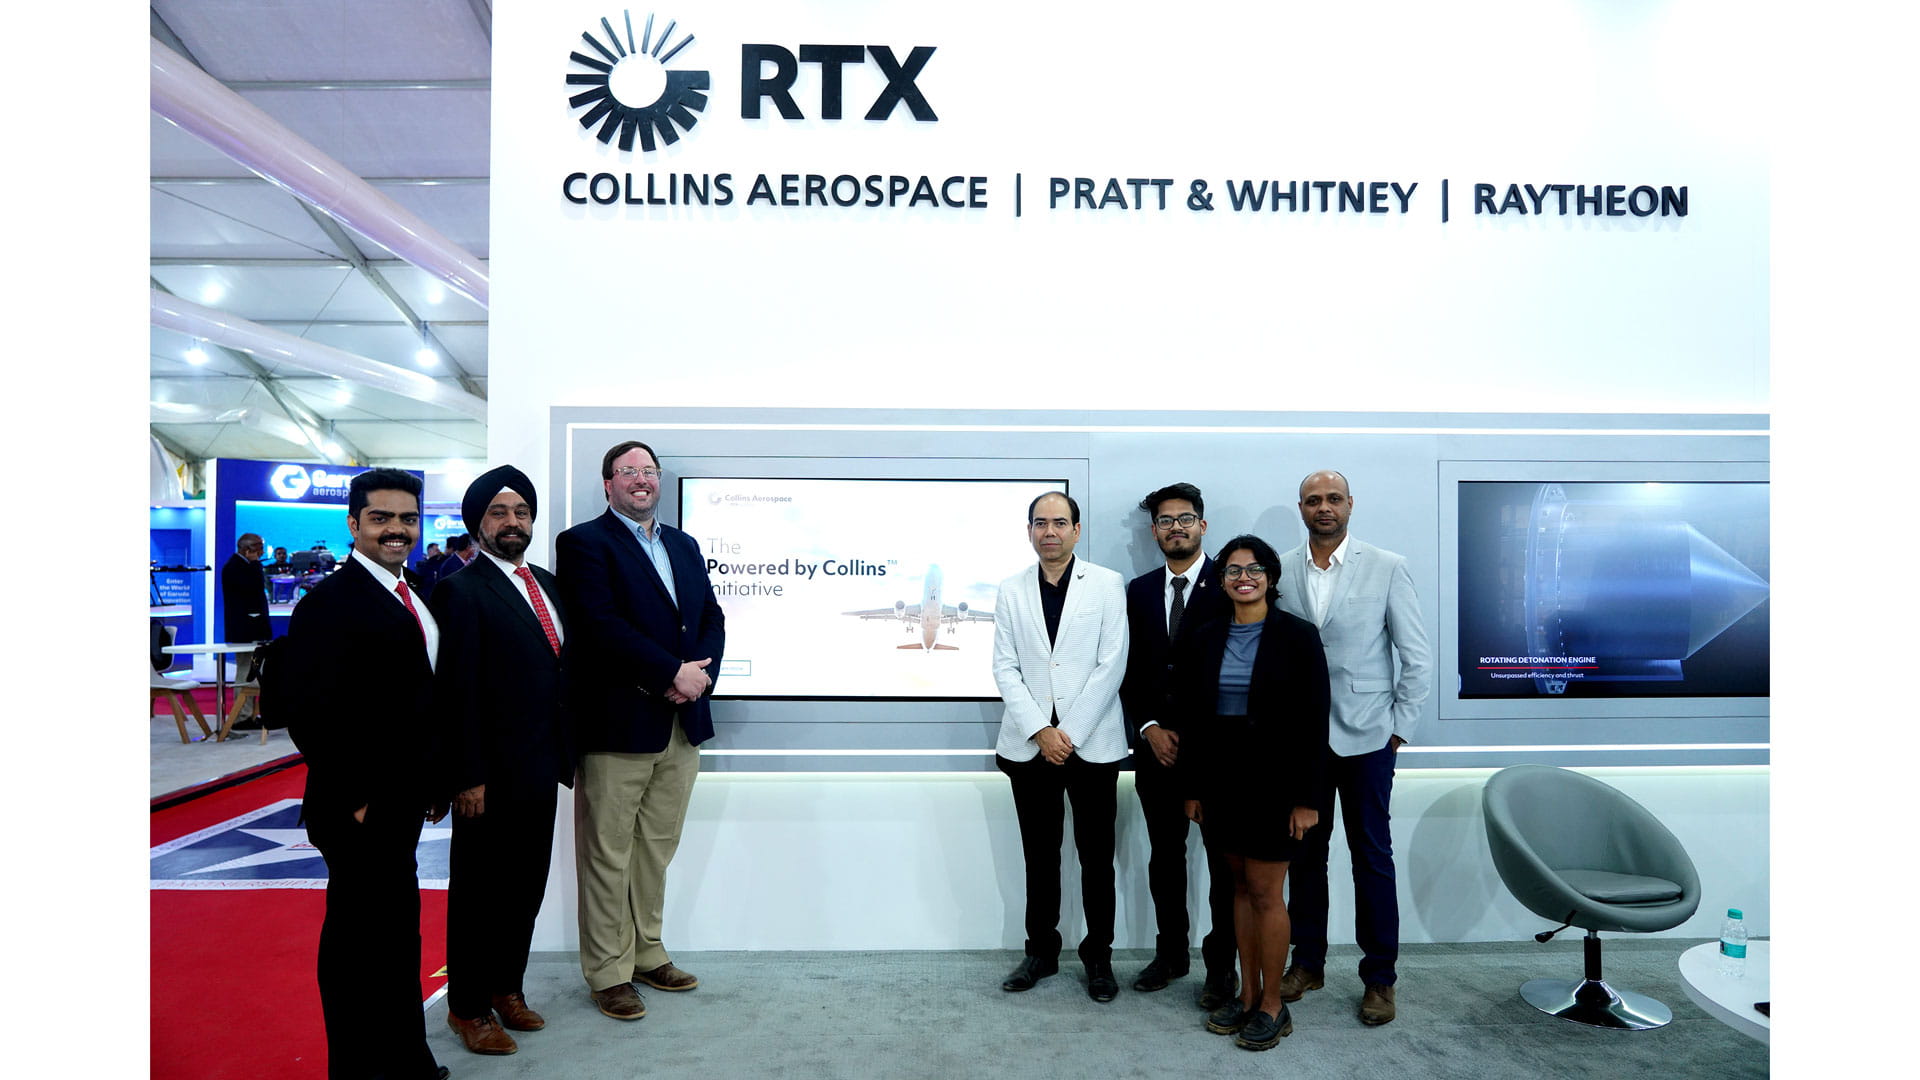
[678,477,1067,698]
[1456,481,1769,699]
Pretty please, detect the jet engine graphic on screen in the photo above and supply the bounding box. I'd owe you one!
[1458,481,1770,699]
[843,564,996,651]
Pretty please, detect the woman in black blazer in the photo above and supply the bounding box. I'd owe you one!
[1174,534,1332,1051]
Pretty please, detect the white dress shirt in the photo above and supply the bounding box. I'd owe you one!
[1303,533,1351,627]
[350,547,439,671]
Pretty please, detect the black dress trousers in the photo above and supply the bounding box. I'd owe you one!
[446,784,560,1019]
[306,801,436,1080]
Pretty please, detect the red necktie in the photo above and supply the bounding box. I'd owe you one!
[516,566,562,656]
[394,580,426,645]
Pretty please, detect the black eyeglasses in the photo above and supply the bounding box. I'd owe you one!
[1153,513,1200,529]
[1219,564,1268,580]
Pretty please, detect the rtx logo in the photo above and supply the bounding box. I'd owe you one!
[740,45,938,121]
[568,11,711,152]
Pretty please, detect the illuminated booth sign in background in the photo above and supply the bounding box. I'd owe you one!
[208,460,426,641]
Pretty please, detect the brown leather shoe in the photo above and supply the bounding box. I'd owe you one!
[1360,984,1396,1025]
[447,1010,518,1055]
[634,962,699,991]
[490,992,546,1031]
[591,982,648,1020]
[1277,964,1325,1002]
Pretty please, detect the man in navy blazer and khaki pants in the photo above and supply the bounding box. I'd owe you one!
[556,440,725,1021]
[1273,469,1431,1027]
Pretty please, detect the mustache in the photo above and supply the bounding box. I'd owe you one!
[495,529,530,541]
[378,532,411,544]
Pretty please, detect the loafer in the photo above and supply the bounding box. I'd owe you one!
[1360,983,1396,1026]
[1001,955,1059,992]
[634,962,699,992]
[1131,955,1190,992]
[490,992,546,1031]
[1204,999,1252,1035]
[1234,1006,1294,1051]
[1277,964,1325,1002]
[1196,970,1240,1011]
[1086,960,1119,1002]
[447,1011,517,1055]
[590,982,647,1020]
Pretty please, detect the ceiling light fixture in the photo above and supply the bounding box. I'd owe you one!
[416,346,439,367]
[185,345,209,366]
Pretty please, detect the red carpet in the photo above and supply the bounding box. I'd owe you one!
[152,763,449,1080]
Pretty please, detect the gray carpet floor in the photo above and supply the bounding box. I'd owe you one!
[421,939,1767,1079]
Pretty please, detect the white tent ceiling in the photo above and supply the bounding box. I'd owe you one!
[149,0,493,469]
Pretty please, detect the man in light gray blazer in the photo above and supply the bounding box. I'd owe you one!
[1273,470,1432,1027]
[991,491,1131,1003]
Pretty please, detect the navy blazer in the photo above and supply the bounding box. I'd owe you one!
[427,555,575,798]
[1170,606,1332,814]
[282,556,440,819]
[1119,555,1224,748]
[554,509,726,754]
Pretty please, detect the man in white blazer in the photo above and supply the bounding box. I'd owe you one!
[992,491,1131,1003]
[1273,470,1432,1027]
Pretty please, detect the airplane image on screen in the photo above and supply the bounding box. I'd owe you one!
[843,564,994,651]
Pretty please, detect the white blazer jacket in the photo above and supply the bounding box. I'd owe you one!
[991,557,1131,763]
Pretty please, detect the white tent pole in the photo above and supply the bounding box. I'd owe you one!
[150,37,490,309]
[152,290,489,421]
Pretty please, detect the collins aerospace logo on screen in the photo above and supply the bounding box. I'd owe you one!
[567,11,710,152]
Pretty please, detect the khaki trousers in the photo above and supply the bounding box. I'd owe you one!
[575,720,699,991]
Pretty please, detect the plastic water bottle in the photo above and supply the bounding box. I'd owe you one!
[1718,908,1748,978]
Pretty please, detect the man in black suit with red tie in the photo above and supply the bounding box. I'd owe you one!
[283,468,450,1080]
[1120,483,1239,1010]
[429,466,574,1058]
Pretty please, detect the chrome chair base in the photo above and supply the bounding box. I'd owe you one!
[1520,977,1673,1030]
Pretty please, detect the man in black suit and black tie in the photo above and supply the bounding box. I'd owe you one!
[557,439,724,1021]
[429,466,575,1057]
[283,468,450,1080]
[221,532,272,644]
[1119,483,1240,1010]
[221,532,274,731]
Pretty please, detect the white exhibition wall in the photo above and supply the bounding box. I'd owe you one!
[490,1,1769,951]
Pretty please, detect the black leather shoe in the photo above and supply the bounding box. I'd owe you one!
[1086,960,1119,1002]
[1234,1005,1294,1050]
[1001,955,1059,992]
[1196,970,1240,1011]
[1204,999,1252,1034]
[1131,955,1190,992]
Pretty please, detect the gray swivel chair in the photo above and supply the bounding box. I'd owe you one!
[1482,764,1701,1030]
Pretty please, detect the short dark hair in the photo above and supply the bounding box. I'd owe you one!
[1214,533,1283,605]
[447,533,473,552]
[348,468,423,519]
[1138,482,1204,521]
[601,440,660,481]
[1027,490,1079,526]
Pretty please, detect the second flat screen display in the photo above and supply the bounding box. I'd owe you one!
[679,477,1067,698]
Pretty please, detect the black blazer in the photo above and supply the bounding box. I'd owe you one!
[427,555,575,799]
[1170,606,1332,813]
[555,509,726,753]
[220,553,272,644]
[1119,556,1223,748]
[282,556,439,818]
